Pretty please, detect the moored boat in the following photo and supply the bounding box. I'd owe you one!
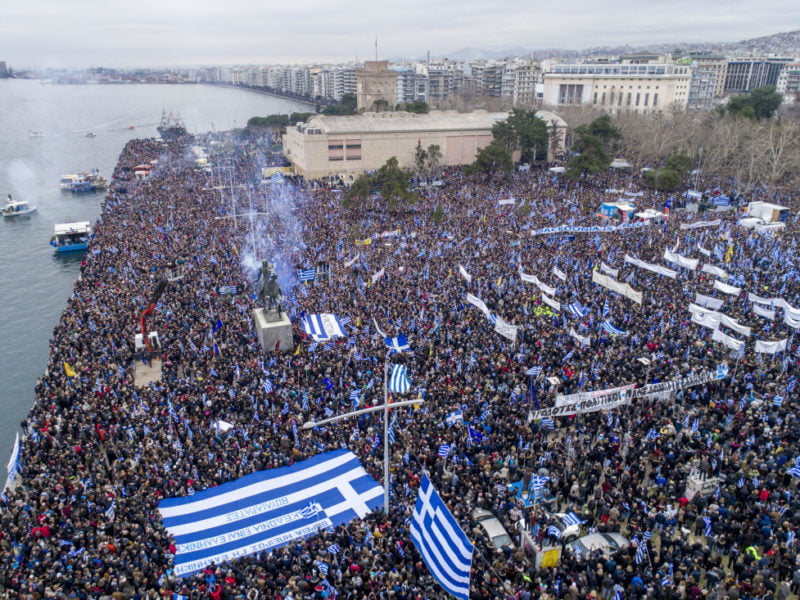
[60,174,82,191]
[50,222,92,253]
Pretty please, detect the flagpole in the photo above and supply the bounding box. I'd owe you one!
[384,349,390,515]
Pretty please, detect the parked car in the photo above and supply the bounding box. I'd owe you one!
[566,533,630,557]
[473,508,515,550]
[546,512,582,542]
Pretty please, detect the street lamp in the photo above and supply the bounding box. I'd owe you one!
[303,396,425,514]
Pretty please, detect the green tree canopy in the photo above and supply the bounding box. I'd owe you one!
[465,141,513,180]
[566,114,622,178]
[664,153,693,174]
[323,93,357,115]
[397,100,430,114]
[726,86,783,120]
[344,157,417,211]
[643,167,682,191]
[491,108,549,163]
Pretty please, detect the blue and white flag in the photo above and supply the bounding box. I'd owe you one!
[547,525,561,538]
[158,450,384,576]
[302,313,346,341]
[526,366,543,377]
[530,475,549,492]
[601,321,628,336]
[774,396,784,407]
[468,426,485,445]
[297,268,316,282]
[787,465,800,478]
[5,432,21,488]
[702,516,712,536]
[561,512,585,528]
[385,334,411,353]
[716,363,729,379]
[567,302,589,318]
[349,389,360,407]
[446,409,464,426]
[540,417,556,430]
[410,474,473,600]
[389,364,411,394]
[438,444,452,458]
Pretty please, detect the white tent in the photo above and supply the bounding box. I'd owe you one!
[548,166,566,174]
[610,159,633,169]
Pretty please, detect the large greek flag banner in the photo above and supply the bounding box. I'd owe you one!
[159,450,384,576]
[411,474,473,600]
[302,313,346,341]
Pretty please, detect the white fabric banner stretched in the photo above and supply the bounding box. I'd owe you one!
[466,293,492,321]
[748,293,784,308]
[371,268,385,284]
[755,339,787,354]
[568,327,591,347]
[698,245,711,257]
[494,315,519,343]
[529,222,650,236]
[519,270,557,296]
[692,310,721,330]
[679,220,722,230]
[702,264,729,279]
[550,384,636,411]
[623,254,677,279]
[600,262,619,278]
[712,328,744,352]
[753,304,776,320]
[592,270,643,304]
[785,312,800,329]
[714,280,741,296]
[664,249,699,270]
[783,303,800,321]
[542,294,561,312]
[343,254,361,268]
[552,266,567,282]
[696,294,724,310]
[519,270,537,283]
[498,198,516,206]
[458,264,472,284]
[720,315,751,337]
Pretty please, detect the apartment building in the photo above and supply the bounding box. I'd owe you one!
[724,57,794,93]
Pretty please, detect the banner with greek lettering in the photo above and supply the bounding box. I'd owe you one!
[695,293,724,310]
[159,450,384,576]
[664,249,699,270]
[494,315,519,343]
[679,220,721,230]
[532,385,635,420]
[529,222,650,236]
[714,280,740,296]
[623,254,677,279]
[592,270,643,304]
[755,339,787,354]
[466,293,492,321]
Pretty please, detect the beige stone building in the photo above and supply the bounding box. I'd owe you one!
[542,63,691,114]
[282,110,567,181]
[356,61,397,112]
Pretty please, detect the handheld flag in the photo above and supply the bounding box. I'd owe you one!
[388,364,411,394]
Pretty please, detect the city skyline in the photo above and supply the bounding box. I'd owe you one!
[3,0,799,69]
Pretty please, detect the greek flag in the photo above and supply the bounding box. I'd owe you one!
[787,462,800,478]
[410,474,473,600]
[561,349,574,363]
[438,444,452,458]
[389,364,411,394]
[530,475,549,492]
[561,512,584,528]
[297,268,316,282]
[788,377,797,393]
[446,409,464,426]
[385,334,411,353]
[645,428,661,440]
[349,389,360,407]
[567,302,589,318]
[158,450,384,576]
[315,560,329,575]
[774,396,784,407]
[328,543,341,554]
[302,313,346,341]
[601,321,627,336]
[5,432,21,487]
[526,366,543,377]
[703,516,712,536]
[540,417,556,430]
[602,298,610,319]
[635,540,646,564]
[547,525,561,538]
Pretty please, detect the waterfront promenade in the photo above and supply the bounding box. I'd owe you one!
[2,134,800,599]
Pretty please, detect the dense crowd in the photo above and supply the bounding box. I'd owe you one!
[2,132,800,600]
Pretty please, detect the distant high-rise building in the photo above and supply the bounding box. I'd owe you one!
[776,63,800,99]
[724,57,794,94]
[683,54,727,111]
[0,61,8,78]
[356,61,397,111]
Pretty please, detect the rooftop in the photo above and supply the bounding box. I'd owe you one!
[300,109,567,135]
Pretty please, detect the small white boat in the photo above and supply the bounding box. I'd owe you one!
[29,130,45,138]
[60,174,81,191]
[2,199,38,218]
[86,132,96,138]
[51,221,92,253]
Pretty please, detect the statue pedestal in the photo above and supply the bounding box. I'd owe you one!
[253,308,293,353]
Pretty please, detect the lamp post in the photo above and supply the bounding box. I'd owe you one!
[303,397,425,515]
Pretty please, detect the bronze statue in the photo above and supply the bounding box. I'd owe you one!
[256,260,283,316]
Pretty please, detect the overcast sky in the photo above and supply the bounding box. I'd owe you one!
[2,0,798,69]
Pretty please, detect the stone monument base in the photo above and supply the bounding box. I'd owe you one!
[253,308,293,353]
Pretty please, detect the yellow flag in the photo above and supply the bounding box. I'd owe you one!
[232,244,238,256]
[64,361,77,377]
[356,237,372,246]
[497,277,502,287]
[294,344,301,355]
[356,316,361,327]
[725,245,733,263]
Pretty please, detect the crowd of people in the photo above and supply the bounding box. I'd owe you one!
[2,131,800,600]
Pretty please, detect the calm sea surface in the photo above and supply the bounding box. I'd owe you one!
[0,79,309,467]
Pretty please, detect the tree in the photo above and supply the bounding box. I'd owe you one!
[414,141,427,177]
[372,99,390,112]
[664,153,693,174]
[397,100,430,114]
[465,141,513,180]
[490,108,549,163]
[643,167,681,191]
[726,86,783,120]
[344,157,417,211]
[289,112,314,125]
[565,114,622,178]
[323,93,357,115]
[426,144,442,178]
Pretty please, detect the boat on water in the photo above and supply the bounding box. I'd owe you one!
[157,110,187,140]
[2,198,37,218]
[86,132,96,138]
[50,222,92,253]
[61,171,108,193]
[60,174,82,191]
[29,130,45,138]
